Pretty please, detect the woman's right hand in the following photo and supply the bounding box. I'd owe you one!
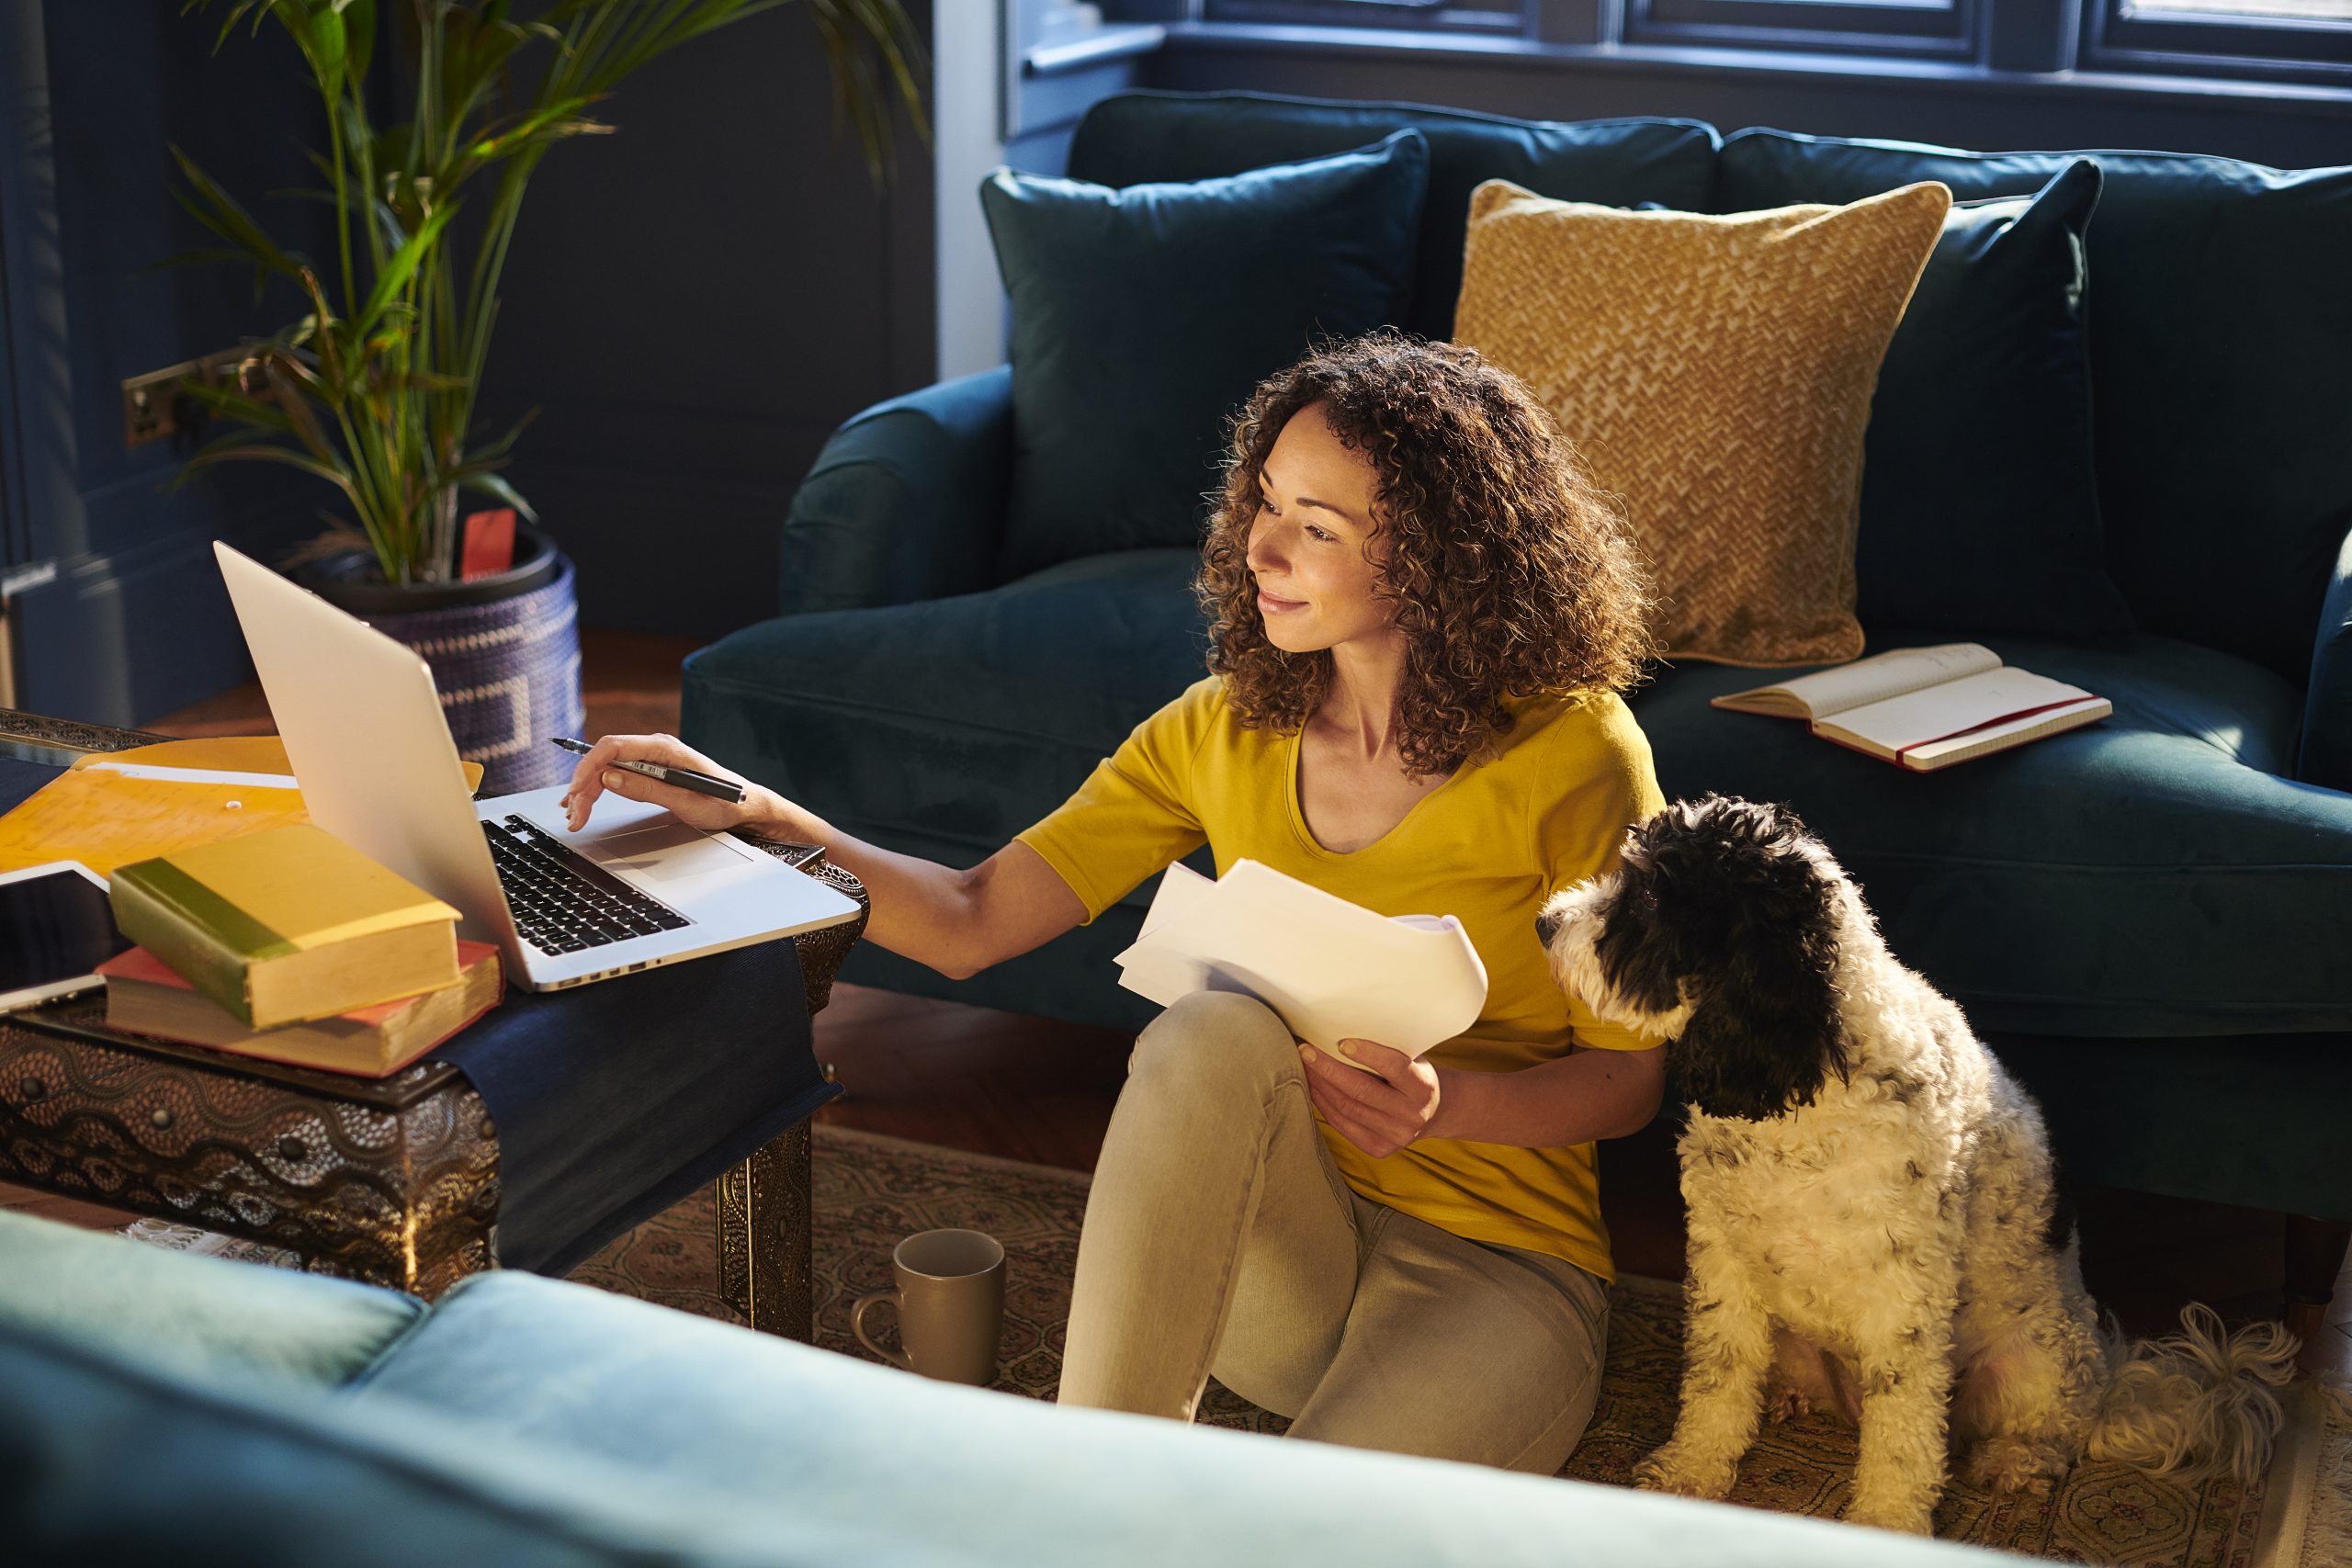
[560,732,773,836]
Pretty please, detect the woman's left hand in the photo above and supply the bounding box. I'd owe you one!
[1298,1038,1443,1158]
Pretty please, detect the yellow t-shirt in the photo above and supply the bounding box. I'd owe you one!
[1015,673,1667,1282]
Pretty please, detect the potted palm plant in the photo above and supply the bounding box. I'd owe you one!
[164,0,922,792]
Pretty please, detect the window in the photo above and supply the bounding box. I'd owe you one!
[1203,0,1527,31]
[1623,0,1981,60]
[1193,0,2352,79]
[2086,0,2352,78]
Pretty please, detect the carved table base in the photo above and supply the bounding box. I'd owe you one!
[716,1119,817,1340]
[0,998,501,1298]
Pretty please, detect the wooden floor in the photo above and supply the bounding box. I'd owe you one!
[8,624,2344,1378]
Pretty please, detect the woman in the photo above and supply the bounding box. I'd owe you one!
[560,331,1667,1473]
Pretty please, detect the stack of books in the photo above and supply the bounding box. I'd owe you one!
[99,824,503,1077]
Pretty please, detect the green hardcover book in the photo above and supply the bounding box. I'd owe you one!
[107,824,462,1029]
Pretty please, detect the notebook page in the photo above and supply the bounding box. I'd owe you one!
[1713,643,1999,718]
[1819,668,2098,752]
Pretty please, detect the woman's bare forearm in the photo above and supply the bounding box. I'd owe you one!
[744,786,1085,980]
[745,786,983,977]
[1429,1043,1666,1147]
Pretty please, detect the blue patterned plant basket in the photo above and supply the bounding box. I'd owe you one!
[292,525,586,796]
[360,553,584,797]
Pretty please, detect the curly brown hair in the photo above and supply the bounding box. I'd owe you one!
[1197,330,1656,780]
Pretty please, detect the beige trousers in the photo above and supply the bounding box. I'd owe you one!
[1056,989,1611,1475]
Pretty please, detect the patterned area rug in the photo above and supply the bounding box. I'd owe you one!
[578,1125,2293,1566]
[127,1123,2312,1565]
[2254,1377,2352,1568]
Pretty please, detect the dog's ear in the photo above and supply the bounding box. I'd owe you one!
[1668,814,1849,1122]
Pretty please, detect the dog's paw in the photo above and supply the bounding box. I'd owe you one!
[1840,1495,1938,1536]
[1960,1436,2069,1496]
[1633,1444,1736,1500]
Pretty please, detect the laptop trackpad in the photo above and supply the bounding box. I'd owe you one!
[588,820,745,882]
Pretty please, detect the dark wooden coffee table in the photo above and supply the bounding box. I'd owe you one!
[0,708,864,1340]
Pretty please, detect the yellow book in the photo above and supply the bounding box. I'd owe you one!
[108,824,462,1029]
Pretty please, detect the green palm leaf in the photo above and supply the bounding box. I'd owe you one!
[353,198,458,340]
[452,469,539,524]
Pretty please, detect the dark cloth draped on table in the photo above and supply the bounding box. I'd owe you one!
[437,940,831,1275]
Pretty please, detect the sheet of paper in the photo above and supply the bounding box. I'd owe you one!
[1134,858,1216,940]
[82,761,303,790]
[1112,859,1488,1063]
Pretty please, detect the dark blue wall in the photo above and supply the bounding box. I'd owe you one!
[2,1,332,725]
[472,1,936,641]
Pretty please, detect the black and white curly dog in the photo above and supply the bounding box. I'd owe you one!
[1536,795,2297,1535]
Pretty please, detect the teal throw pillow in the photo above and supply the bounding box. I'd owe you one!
[979,129,1430,581]
[1067,91,1718,343]
[1858,159,2134,641]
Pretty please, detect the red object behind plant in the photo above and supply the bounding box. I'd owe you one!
[460,508,517,580]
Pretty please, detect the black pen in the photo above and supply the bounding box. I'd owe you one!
[550,737,746,805]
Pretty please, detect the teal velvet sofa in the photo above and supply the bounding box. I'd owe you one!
[0,1209,2007,1565]
[682,94,2352,1260]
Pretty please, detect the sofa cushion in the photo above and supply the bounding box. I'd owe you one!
[1630,633,2352,1036]
[1858,162,2133,644]
[980,130,1428,581]
[1716,129,2352,682]
[1069,89,1719,343]
[344,1268,1987,1567]
[685,548,1211,882]
[0,1207,420,1388]
[1453,177,1952,665]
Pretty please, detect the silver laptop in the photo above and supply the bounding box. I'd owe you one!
[213,540,862,991]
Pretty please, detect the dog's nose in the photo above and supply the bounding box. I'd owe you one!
[1535,909,1563,947]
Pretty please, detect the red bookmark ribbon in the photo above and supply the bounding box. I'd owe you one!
[1893,699,2098,765]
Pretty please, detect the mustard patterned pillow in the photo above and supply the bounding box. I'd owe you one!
[1453,178,1951,666]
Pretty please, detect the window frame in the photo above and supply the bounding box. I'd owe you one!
[1622,0,1983,61]
[1189,0,2352,85]
[2083,0,2352,82]
[1199,0,1530,31]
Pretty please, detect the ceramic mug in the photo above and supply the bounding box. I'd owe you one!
[853,1227,1005,1385]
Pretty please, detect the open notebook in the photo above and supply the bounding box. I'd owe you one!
[1711,643,2111,771]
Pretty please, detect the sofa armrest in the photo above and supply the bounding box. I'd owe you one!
[0,1210,421,1388]
[2298,521,2352,792]
[777,366,1013,615]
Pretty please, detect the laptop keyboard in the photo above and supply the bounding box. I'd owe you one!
[481,815,693,955]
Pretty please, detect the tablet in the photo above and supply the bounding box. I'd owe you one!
[0,861,132,1012]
